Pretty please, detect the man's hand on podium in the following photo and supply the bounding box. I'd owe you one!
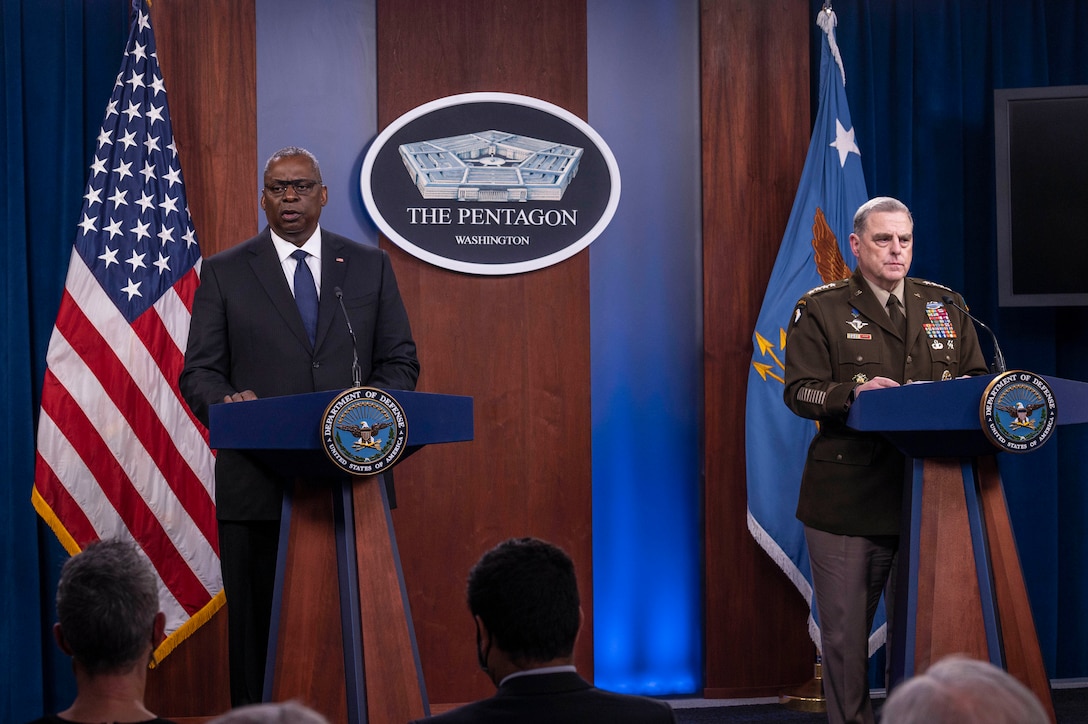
[855,376,900,394]
[223,390,258,404]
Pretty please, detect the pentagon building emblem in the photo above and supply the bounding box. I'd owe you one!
[362,92,620,275]
[399,130,583,202]
[321,387,408,475]
[979,371,1057,453]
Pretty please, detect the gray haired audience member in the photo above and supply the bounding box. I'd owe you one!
[880,655,1049,724]
[26,538,173,724]
[208,701,329,724]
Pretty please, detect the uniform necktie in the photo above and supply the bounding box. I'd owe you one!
[291,249,318,345]
[886,294,906,338]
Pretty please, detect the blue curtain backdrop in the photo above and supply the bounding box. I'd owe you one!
[823,0,1088,679]
[1,0,129,719]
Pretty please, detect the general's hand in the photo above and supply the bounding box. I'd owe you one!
[223,390,258,403]
[855,377,900,394]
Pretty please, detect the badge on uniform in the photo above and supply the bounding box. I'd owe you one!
[846,308,869,334]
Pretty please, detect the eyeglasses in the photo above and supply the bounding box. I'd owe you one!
[264,179,322,196]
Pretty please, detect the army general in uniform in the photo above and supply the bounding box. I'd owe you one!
[783,197,989,724]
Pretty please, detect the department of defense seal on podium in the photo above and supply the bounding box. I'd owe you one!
[980,371,1057,453]
[321,387,408,475]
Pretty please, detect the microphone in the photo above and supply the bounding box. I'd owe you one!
[333,287,363,388]
[941,295,1007,373]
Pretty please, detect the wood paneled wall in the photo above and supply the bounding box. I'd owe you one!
[152,1,259,257]
[700,0,816,697]
[145,0,256,716]
[143,0,819,717]
[376,0,594,708]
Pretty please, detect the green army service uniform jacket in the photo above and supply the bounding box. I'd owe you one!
[782,269,989,536]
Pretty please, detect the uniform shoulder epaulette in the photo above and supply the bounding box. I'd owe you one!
[804,278,849,296]
[913,278,954,292]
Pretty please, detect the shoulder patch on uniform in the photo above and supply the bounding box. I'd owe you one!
[792,299,807,325]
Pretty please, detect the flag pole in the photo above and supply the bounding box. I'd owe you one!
[781,3,836,715]
[745,0,865,712]
[781,657,827,712]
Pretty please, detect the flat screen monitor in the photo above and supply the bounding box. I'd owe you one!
[994,85,1088,307]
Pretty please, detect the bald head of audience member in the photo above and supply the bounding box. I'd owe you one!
[880,655,1049,724]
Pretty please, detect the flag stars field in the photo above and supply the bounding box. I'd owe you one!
[74,32,195,313]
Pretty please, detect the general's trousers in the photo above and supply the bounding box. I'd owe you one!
[805,526,898,724]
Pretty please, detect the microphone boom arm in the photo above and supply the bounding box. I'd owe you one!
[941,294,1007,374]
[334,287,363,388]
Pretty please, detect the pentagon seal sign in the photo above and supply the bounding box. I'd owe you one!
[321,387,408,475]
[979,371,1057,453]
[360,92,621,275]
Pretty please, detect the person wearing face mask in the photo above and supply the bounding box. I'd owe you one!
[410,537,676,724]
[782,196,989,724]
[180,146,419,707]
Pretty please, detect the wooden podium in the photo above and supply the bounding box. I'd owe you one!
[847,373,1088,722]
[210,389,473,724]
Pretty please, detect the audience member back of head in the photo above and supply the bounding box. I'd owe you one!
[207,701,329,724]
[409,536,676,723]
[25,537,172,724]
[880,655,1049,724]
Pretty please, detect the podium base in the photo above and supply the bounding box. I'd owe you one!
[780,663,827,713]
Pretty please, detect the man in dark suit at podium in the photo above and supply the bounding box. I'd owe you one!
[411,537,677,724]
[179,147,419,707]
[783,197,988,724]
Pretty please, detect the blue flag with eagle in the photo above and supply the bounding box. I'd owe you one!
[745,8,876,653]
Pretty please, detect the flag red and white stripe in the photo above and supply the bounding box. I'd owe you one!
[32,0,221,660]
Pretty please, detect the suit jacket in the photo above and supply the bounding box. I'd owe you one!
[410,671,677,724]
[782,269,988,536]
[180,228,419,520]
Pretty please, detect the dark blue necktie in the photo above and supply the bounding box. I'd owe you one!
[291,249,318,345]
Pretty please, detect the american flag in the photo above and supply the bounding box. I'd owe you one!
[32,0,221,661]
